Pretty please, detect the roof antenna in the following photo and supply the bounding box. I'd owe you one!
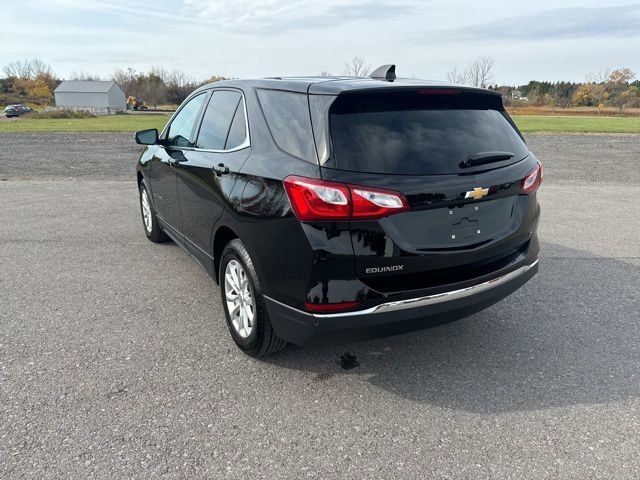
[370,64,396,82]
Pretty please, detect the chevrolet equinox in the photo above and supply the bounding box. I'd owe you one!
[135,65,541,357]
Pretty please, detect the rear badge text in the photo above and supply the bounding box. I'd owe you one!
[366,265,404,274]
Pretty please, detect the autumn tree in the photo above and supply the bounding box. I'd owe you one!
[466,57,495,88]
[3,58,52,80]
[27,79,52,101]
[165,70,199,105]
[447,57,495,88]
[142,67,168,108]
[606,68,636,112]
[1,58,58,103]
[69,71,103,81]
[113,67,215,106]
[572,83,600,106]
[607,67,635,84]
[205,75,228,84]
[446,67,467,85]
[344,56,371,77]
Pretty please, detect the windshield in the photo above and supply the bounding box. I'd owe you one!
[328,90,529,175]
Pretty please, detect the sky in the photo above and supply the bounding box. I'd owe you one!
[2,0,640,86]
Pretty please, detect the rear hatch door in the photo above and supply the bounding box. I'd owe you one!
[320,88,539,292]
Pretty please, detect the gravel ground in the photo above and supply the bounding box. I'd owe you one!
[0,132,142,181]
[0,132,639,184]
[1,133,639,479]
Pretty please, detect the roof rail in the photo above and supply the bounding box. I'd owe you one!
[370,64,396,82]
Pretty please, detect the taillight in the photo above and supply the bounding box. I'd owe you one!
[351,187,409,219]
[283,177,350,220]
[283,176,408,221]
[522,162,543,194]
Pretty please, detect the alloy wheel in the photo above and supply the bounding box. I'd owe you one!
[141,188,153,234]
[224,259,255,338]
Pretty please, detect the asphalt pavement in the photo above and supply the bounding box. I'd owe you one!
[0,133,639,479]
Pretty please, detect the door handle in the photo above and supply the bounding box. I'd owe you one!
[213,163,230,176]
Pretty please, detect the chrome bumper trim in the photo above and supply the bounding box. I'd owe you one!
[265,260,538,319]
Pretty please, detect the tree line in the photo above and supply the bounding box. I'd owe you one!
[507,68,640,111]
[341,56,640,111]
[449,59,640,111]
[0,59,227,108]
[2,57,640,112]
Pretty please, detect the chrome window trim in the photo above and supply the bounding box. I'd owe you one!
[264,259,538,319]
[165,88,251,153]
[163,91,209,147]
[195,88,250,153]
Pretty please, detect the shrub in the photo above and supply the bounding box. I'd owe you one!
[34,109,96,119]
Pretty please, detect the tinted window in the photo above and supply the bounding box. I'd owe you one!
[257,89,316,162]
[197,90,241,150]
[167,93,207,147]
[225,98,247,150]
[329,90,529,175]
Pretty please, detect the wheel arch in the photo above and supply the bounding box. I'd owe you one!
[213,225,238,283]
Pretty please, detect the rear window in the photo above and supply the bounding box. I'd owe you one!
[328,90,528,175]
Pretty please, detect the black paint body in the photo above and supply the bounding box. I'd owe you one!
[137,77,540,346]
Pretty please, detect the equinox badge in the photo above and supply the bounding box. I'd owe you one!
[366,265,404,274]
[465,187,489,200]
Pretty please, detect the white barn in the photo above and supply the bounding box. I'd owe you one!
[54,81,126,114]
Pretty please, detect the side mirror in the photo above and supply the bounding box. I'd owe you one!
[135,128,159,145]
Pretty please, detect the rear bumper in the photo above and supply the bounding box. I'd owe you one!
[265,259,538,346]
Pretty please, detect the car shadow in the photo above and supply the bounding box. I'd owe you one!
[265,242,640,414]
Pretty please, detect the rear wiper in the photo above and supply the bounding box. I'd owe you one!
[461,151,514,168]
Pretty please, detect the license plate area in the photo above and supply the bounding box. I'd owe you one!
[445,198,517,246]
[450,204,482,242]
[382,197,521,251]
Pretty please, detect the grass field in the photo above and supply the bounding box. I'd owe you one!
[1,113,640,134]
[512,115,640,133]
[0,114,170,133]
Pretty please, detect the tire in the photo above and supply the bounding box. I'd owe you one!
[219,239,287,357]
[139,180,168,243]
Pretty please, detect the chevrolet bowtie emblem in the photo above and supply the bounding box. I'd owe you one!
[465,187,489,200]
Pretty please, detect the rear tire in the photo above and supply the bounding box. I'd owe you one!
[220,239,287,357]
[139,180,168,243]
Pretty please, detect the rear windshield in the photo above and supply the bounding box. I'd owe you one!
[328,90,528,175]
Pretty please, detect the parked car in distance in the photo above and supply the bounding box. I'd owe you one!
[4,104,33,117]
[134,65,542,357]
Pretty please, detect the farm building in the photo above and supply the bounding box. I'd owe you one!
[54,81,126,114]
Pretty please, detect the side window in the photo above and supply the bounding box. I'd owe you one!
[196,90,242,150]
[167,93,207,147]
[225,98,247,150]
[256,89,316,162]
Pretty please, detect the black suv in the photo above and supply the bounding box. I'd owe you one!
[135,66,541,357]
[4,104,33,117]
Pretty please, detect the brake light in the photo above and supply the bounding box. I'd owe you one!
[522,162,543,194]
[418,89,461,95]
[304,301,363,312]
[283,176,409,221]
[283,177,350,220]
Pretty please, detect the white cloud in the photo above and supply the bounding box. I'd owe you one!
[2,0,639,84]
[184,0,337,27]
[182,0,413,31]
